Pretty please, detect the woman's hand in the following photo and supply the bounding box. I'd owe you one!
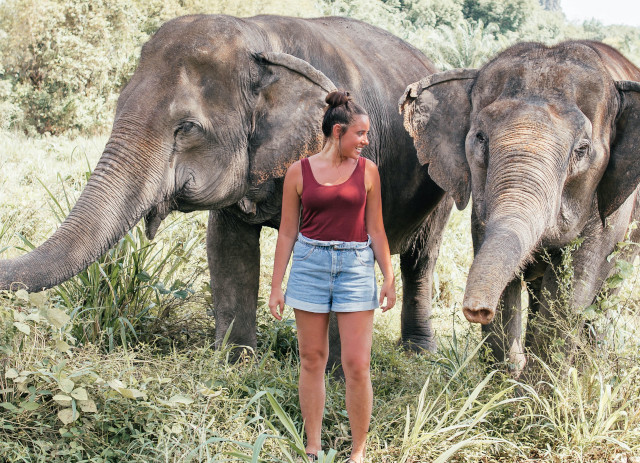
[269,287,286,320]
[379,277,396,312]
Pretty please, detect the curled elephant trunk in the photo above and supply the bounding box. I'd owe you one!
[0,123,168,292]
[463,127,564,324]
[463,222,536,324]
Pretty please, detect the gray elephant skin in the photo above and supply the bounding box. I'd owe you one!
[0,15,454,358]
[401,40,640,373]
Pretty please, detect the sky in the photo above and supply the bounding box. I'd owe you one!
[561,0,640,27]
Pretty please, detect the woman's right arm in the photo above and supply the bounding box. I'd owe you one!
[269,161,303,320]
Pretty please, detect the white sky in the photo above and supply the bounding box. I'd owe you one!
[561,0,640,27]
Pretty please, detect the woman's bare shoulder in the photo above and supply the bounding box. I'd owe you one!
[286,159,303,177]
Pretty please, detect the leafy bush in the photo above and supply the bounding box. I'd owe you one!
[0,0,317,135]
[0,0,147,135]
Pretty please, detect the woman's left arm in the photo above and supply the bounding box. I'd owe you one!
[364,159,396,312]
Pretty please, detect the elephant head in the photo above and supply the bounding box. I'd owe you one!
[401,41,640,325]
[0,15,336,291]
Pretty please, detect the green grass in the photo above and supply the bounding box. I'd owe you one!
[2,129,640,462]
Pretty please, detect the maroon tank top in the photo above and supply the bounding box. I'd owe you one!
[299,156,368,242]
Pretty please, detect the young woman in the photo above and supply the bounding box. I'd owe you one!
[268,90,396,463]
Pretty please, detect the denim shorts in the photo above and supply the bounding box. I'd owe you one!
[284,233,378,313]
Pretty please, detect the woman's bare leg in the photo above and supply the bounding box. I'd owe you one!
[294,309,330,456]
[337,310,374,462]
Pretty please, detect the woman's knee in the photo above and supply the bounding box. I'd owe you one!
[341,355,371,380]
[299,347,329,372]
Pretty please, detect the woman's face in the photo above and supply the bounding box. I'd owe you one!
[337,115,370,159]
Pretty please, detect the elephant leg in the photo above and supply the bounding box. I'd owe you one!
[399,196,453,352]
[481,279,525,374]
[525,201,638,368]
[207,210,262,353]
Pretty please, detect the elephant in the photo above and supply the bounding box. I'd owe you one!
[400,40,640,374]
[0,15,454,363]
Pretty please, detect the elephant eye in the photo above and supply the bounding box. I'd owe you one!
[476,131,487,144]
[180,122,195,133]
[175,121,198,138]
[574,140,591,160]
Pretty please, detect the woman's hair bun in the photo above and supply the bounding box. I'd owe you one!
[325,90,350,108]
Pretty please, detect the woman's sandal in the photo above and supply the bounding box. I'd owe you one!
[306,453,318,461]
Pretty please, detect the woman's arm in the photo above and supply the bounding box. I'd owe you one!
[364,159,396,312]
[269,161,303,320]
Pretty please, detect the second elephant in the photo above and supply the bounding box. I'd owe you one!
[401,40,640,374]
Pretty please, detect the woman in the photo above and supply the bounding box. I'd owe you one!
[268,90,396,463]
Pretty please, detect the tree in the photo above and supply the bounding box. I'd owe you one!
[539,0,560,11]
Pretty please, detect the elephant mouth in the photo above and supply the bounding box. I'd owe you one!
[144,199,175,240]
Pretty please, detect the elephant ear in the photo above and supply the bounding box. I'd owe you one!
[598,80,640,220]
[399,68,477,210]
[248,52,337,187]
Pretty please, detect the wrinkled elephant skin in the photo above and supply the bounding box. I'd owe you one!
[0,16,454,361]
[401,41,640,374]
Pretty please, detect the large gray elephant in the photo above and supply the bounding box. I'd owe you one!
[400,40,640,373]
[0,15,453,359]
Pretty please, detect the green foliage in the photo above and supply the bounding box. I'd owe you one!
[462,0,540,34]
[0,0,318,136]
[423,20,507,69]
[0,0,147,135]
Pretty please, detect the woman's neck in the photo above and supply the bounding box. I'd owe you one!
[319,139,351,167]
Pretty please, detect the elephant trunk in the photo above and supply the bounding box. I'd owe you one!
[463,122,567,324]
[0,122,168,291]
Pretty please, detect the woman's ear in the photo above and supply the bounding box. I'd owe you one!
[331,123,346,139]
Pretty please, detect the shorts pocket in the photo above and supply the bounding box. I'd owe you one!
[292,241,315,261]
[355,247,375,267]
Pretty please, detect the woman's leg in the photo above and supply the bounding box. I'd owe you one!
[295,309,330,455]
[337,310,375,462]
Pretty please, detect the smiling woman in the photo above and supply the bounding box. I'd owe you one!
[268,90,396,463]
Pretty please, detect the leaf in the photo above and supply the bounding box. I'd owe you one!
[607,274,624,289]
[59,377,75,394]
[70,388,88,401]
[5,368,19,379]
[583,305,598,321]
[20,401,40,411]
[173,290,189,299]
[13,322,30,335]
[78,399,97,413]
[25,312,41,322]
[170,423,184,434]
[52,394,73,407]
[136,272,151,282]
[29,292,47,308]
[15,289,29,302]
[46,307,71,329]
[55,340,72,353]
[199,386,223,398]
[168,394,194,405]
[616,259,634,279]
[108,380,146,399]
[58,408,78,425]
[0,402,18,412]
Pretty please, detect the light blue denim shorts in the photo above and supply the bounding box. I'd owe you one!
[284,233,378,313]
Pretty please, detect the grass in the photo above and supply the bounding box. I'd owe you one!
[1,129,640,462]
